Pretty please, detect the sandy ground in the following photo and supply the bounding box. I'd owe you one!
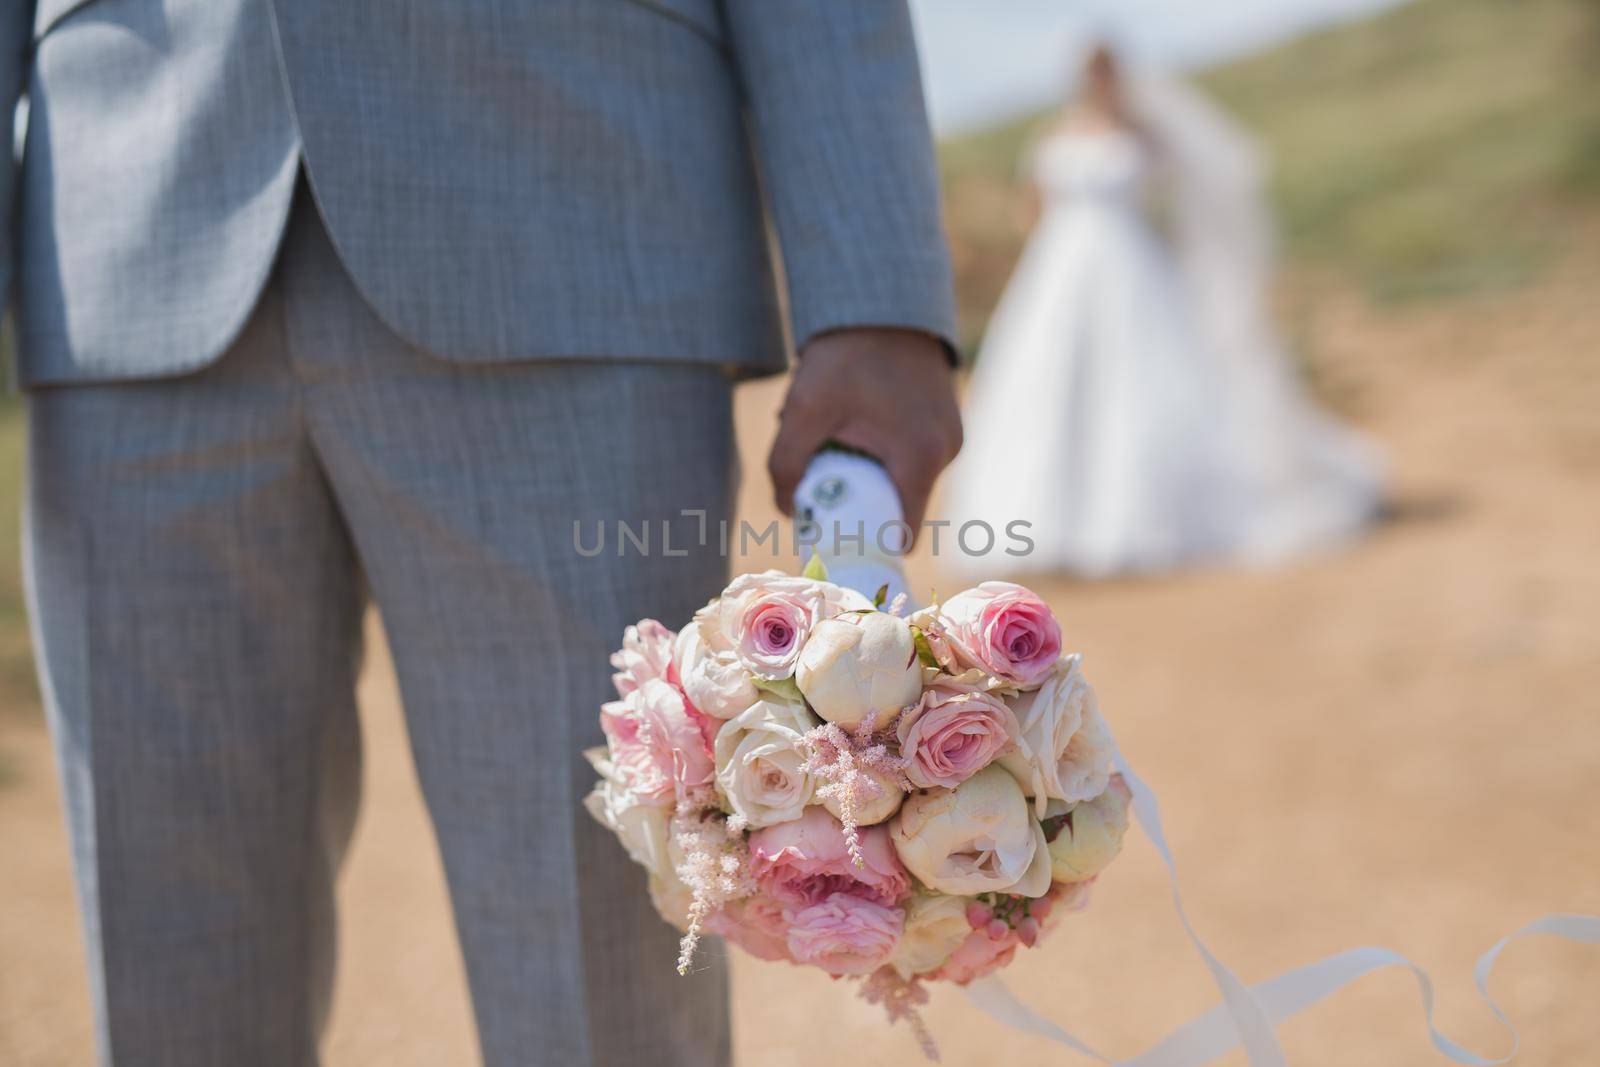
[2,252,1598,1065]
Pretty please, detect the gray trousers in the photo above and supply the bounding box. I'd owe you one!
[24,188,736,1066]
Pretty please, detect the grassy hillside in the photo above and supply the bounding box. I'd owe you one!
[940,0,1600,349]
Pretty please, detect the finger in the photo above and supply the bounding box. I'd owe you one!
[767,395,837,517]
[827,423,929,536]
[887,454,936,538]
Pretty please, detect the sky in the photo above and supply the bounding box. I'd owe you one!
[909,0,1410,133]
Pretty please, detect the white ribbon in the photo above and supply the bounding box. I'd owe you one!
[787,455,1598,1063]
[964,734,1600,1065]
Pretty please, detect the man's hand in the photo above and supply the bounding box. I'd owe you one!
[768,327,963,535]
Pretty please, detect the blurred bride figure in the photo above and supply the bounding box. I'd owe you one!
[948,41,1382,578]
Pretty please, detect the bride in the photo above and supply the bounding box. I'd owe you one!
[947,42,1383,578]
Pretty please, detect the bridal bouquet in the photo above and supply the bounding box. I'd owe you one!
[584,567,1130,1051]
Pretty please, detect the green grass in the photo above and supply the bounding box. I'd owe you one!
[940,0,1600,347]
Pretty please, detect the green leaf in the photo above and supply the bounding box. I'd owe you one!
[909,626,943,670]
[801,552,829,582]
[1040,809,1072,844]
[872,583,890,609]
[753,675,804,703]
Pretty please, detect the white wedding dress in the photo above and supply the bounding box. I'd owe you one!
[947,127,1381,578]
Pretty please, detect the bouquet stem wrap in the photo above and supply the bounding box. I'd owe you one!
[794,450,911,606]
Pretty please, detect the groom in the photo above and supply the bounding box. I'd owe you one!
[7,2,960,1065]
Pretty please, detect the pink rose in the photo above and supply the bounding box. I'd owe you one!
[609,619,676,697]
[706,895,792,963]
[710,571,872,680]
[933,928,1019,985]
[784,893,904,976]
[747,806,910,908]
[897,673,1019,789]
[937,582,1062,689]
[600,678,715,808]
[743,597,810,678]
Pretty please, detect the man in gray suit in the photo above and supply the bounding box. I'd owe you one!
[6,1,961,1064]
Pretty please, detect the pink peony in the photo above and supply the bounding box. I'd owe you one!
[706,895,792,963]
[784,893,904,976]
[600,678,715,808]
[897,673,1019,789]
[937,582,1062,689]
[747,806,910,908]
[610,619,676,697]
[933,927,1020,984]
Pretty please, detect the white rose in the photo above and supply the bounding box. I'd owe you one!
[713,699,821,828]
[1044,776,1132,883]
[889,764,1052,898]
[674,620,759,720]
[997,655,1113,818]
[794,612,922,730]
[890,892,974,978]
[582,747,674,879]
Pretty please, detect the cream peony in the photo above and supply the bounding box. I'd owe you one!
[998,655,1113,817]
[819,765,905,827]
[889,764,1052,898]
[648,874,695,931]
[1044,775,1132,883]
[889,892,974,978]
[674,619,760,721]
[794,612,922,730]
[713,698,820,828]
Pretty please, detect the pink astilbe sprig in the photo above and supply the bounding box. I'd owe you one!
[671,806,754,975]
[797,710,911,868]
[858,966,939,1061]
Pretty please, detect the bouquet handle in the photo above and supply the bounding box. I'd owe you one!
[794,449,912,605]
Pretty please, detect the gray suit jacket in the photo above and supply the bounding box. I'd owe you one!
[3,0,956,384]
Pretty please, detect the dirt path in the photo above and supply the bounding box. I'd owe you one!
[3,257,1598,1065]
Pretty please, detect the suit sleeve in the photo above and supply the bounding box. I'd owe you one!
[0,1,32,311]
[721,0,959,357]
